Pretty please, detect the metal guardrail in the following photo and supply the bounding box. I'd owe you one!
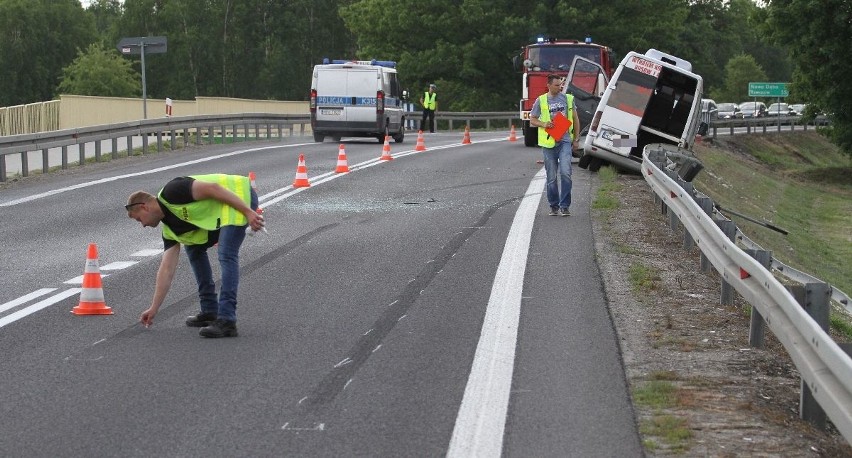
[706,115,831,137]
[642,143,852,444]
[0,113,312,182]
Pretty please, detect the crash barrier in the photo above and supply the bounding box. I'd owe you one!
[642,143,852,443]
[0,113,311,182]
[426,111,516,132]
[706,115,831,138]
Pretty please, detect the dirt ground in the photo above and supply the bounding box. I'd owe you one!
[592,172,852,457]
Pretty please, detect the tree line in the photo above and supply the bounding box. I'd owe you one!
[0,0,849,154]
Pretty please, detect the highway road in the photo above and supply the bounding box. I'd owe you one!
[0,132,642,457]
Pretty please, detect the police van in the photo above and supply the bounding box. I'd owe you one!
[578,49,705,173]
[310,59,406,143]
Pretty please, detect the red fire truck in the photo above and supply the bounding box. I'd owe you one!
[513,37,616,146]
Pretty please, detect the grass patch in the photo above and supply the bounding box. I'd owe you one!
[640,415,692,452]
[592,165,619,210]
[629,262,660,293]
[634,380,678,408]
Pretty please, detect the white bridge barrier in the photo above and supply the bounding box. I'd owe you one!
[642,143,852,444]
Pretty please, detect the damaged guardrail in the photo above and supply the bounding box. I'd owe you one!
[642,143,852,444]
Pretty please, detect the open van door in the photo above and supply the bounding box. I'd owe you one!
[564,56,609,137]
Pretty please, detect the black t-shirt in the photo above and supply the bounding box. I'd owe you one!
[159,177,219,250]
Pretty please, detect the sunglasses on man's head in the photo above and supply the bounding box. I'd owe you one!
[125,202,144,211]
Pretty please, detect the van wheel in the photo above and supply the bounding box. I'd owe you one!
[578,154,592,169]
[313,133,325,143]
[588,157,604,172]
[393,128,405,143]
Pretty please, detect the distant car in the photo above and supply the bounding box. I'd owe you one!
[700,98,718,121]
[739,101,767,118]
[766,102,793,116]
[716,102,742,119]
[789,103,807,116]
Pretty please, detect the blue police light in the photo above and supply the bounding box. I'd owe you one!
[536,36,545,43]
[323,57,330,64]
[585,37,592,44]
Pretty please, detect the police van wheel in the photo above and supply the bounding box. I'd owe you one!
[578,154,592,169]
[313,133,325,143]
[393,129,405,143]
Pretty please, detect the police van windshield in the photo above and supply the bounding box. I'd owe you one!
[528,45,601,72]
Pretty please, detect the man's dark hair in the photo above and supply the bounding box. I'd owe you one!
[547,74,563,84]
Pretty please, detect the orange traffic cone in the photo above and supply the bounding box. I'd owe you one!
[509,125,517,142]
[292,154,311,187]
[335,144,350,173]
[380,135,393,161]
[72,243,113,315]
[462,125,472,144]
[415,130,426,151]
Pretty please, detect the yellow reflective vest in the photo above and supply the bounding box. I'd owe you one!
[422,92,437,110]
[536,93,574,148]
[158,174,251,246]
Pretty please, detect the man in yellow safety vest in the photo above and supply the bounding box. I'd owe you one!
[126,174,265,338]
[420,83,438,133]
[529,74,581,217]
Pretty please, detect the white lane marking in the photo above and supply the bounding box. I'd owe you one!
[131,249,162,257]
[0,288,57,315]
[64,274,109,285]
[0,143,311,207]
[447,167,545,458]
[101,261,138,270]
[0,289,82,329]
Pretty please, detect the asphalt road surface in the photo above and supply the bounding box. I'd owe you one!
[0,132,642,457]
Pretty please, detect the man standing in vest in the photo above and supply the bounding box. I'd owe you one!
[126,174,264,338]
[420,83,438,133]
[529,74,581,216]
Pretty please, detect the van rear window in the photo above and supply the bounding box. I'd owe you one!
[606,68,656,117]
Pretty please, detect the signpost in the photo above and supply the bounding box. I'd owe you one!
[748,82,789,98]
[116,36,168,119]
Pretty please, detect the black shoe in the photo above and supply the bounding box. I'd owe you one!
[199,319,238,338]
[186,312,217,327]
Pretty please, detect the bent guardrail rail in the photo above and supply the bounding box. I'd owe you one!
[642,143,852,444]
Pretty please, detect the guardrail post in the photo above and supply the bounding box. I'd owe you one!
[126,135,133,155]
[111,138,118,159]
[788,282,831,430]
[95,140,102,162]
[156,131,163,152]
[20,151,29,176]
[0,156,6,182]
[61,145,68,170]
[745,249,772,348]
[42,148,49,174]
[207,127,213,144]
[668,205,679,231]
[717,220,737,305]
[696,196,714,273]
[78,143,86,167]
[142,134,149,155]
[169,130,176,151]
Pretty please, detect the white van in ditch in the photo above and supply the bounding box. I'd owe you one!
[580,49,705,173]
[310,59,406,143]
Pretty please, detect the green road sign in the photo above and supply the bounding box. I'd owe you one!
[748,82,789,97]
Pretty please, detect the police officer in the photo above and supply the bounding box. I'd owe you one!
[420,83,438,133]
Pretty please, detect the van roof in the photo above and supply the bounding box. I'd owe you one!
[644,49,692,72]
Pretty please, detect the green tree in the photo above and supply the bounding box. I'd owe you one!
[709,54,767,102]
[57,43,140,97]
[768,0,852,155]
[0,0,96,106]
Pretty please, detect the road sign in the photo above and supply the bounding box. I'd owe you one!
[748,82,789,97]
[116,36,167,55]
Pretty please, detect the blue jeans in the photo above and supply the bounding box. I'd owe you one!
[185,190,258,323]
[542,141,573,209]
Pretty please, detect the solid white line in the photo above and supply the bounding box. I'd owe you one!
[0,288,57,315]
[446,167,545,458]
[0,289,82,329]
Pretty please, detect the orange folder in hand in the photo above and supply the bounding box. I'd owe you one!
[545,111,572,142]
